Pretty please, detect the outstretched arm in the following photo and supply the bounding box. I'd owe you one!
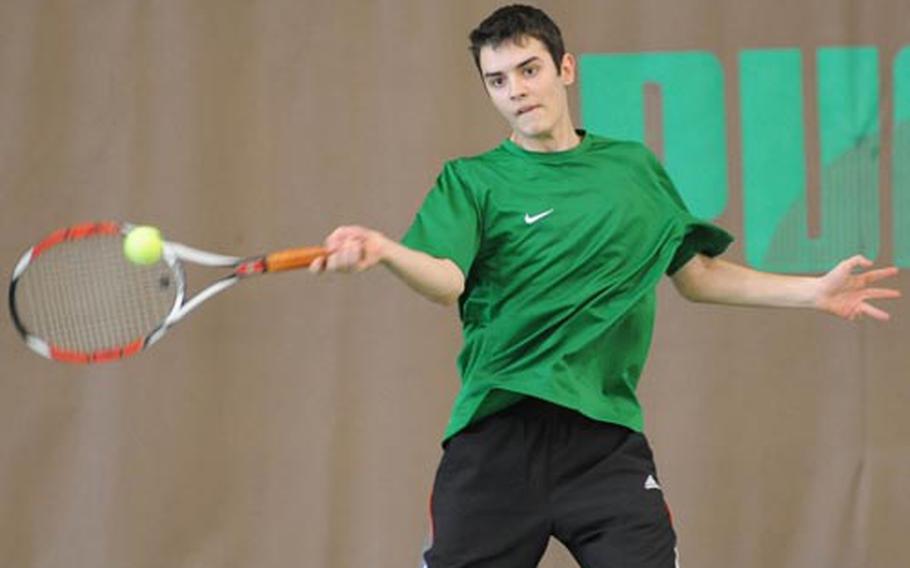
[309,225,465,306]
[671,254,902,321]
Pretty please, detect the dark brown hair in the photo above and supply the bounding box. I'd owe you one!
[469,5,566,75]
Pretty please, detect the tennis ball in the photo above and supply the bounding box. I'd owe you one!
[123,226,164,265]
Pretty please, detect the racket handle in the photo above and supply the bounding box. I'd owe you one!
[265,247,327,272]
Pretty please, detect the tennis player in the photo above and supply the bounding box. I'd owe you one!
[310,5,901,567]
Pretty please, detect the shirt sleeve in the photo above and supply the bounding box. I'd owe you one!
[642,147,735,275]
[400,161,483,278]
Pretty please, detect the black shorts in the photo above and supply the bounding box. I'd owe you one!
[422,397,678,568]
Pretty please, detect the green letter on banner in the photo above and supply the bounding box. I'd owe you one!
[894,46,910,267]
[740,48,880,272]
[579,52,727,219]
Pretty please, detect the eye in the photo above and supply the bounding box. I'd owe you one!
[522,65,539,77]
[487,76,505,89]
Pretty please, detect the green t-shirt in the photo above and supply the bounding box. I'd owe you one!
[402,132,733,441]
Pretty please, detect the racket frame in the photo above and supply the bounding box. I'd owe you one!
[9,221,323,364]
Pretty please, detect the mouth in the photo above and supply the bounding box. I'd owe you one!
[516,104,541,117]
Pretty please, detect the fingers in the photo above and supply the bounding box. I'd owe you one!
[841,293,897,321]
[863,288,902,300]
[841,255,899,278]
[310,225,368,274]
[838,255,872,274]
[840,287,902,321]
[858,302,891,322]
[833,257,900,295]
[308,256,325,273]
[312,250,360,273]
[325,225,368,250]
[325,242,364,273]
[852,254,873,268]
[340,243,364,271]
[860,266,900,284]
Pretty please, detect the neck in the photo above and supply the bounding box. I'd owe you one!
[510,117,580,153]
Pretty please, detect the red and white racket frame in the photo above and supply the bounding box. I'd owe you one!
[9,221,325,364]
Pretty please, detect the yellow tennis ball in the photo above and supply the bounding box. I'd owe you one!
[123,226,164,265]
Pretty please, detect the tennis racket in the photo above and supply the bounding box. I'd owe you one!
[8,221,326,364]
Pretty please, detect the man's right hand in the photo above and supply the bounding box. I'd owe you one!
[310,225,465,306]
[309,225,388,273]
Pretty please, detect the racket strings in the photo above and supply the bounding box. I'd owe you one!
[12,235,178,353]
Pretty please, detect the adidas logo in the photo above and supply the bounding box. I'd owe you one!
[644,474,662,491]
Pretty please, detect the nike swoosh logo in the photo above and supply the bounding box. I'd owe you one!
[524,209,554,224]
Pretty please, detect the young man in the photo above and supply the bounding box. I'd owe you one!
[310,5,901,567]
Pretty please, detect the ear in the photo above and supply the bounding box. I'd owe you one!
[560,53,577,86]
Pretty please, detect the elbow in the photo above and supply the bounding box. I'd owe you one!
[432,294,460,307]
[429,261,465,306]
[431,281,464,307]
[673,276,705,302]
[671,280,698,302]
[671,255,712,303]
[676,277,713,304]
[679,286,706,303]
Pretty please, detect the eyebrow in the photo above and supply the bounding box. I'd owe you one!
[482,56,540,79]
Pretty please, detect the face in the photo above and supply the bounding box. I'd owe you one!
[478,36,576,143]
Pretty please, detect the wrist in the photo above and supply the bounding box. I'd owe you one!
[375,233,397,265]
[807,276,827,310]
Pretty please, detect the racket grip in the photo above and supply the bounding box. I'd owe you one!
[264,247,327,272]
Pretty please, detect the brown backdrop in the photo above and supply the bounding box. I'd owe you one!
[1,1,908,567]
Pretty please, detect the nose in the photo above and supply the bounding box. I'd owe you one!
[508,75,527,100]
